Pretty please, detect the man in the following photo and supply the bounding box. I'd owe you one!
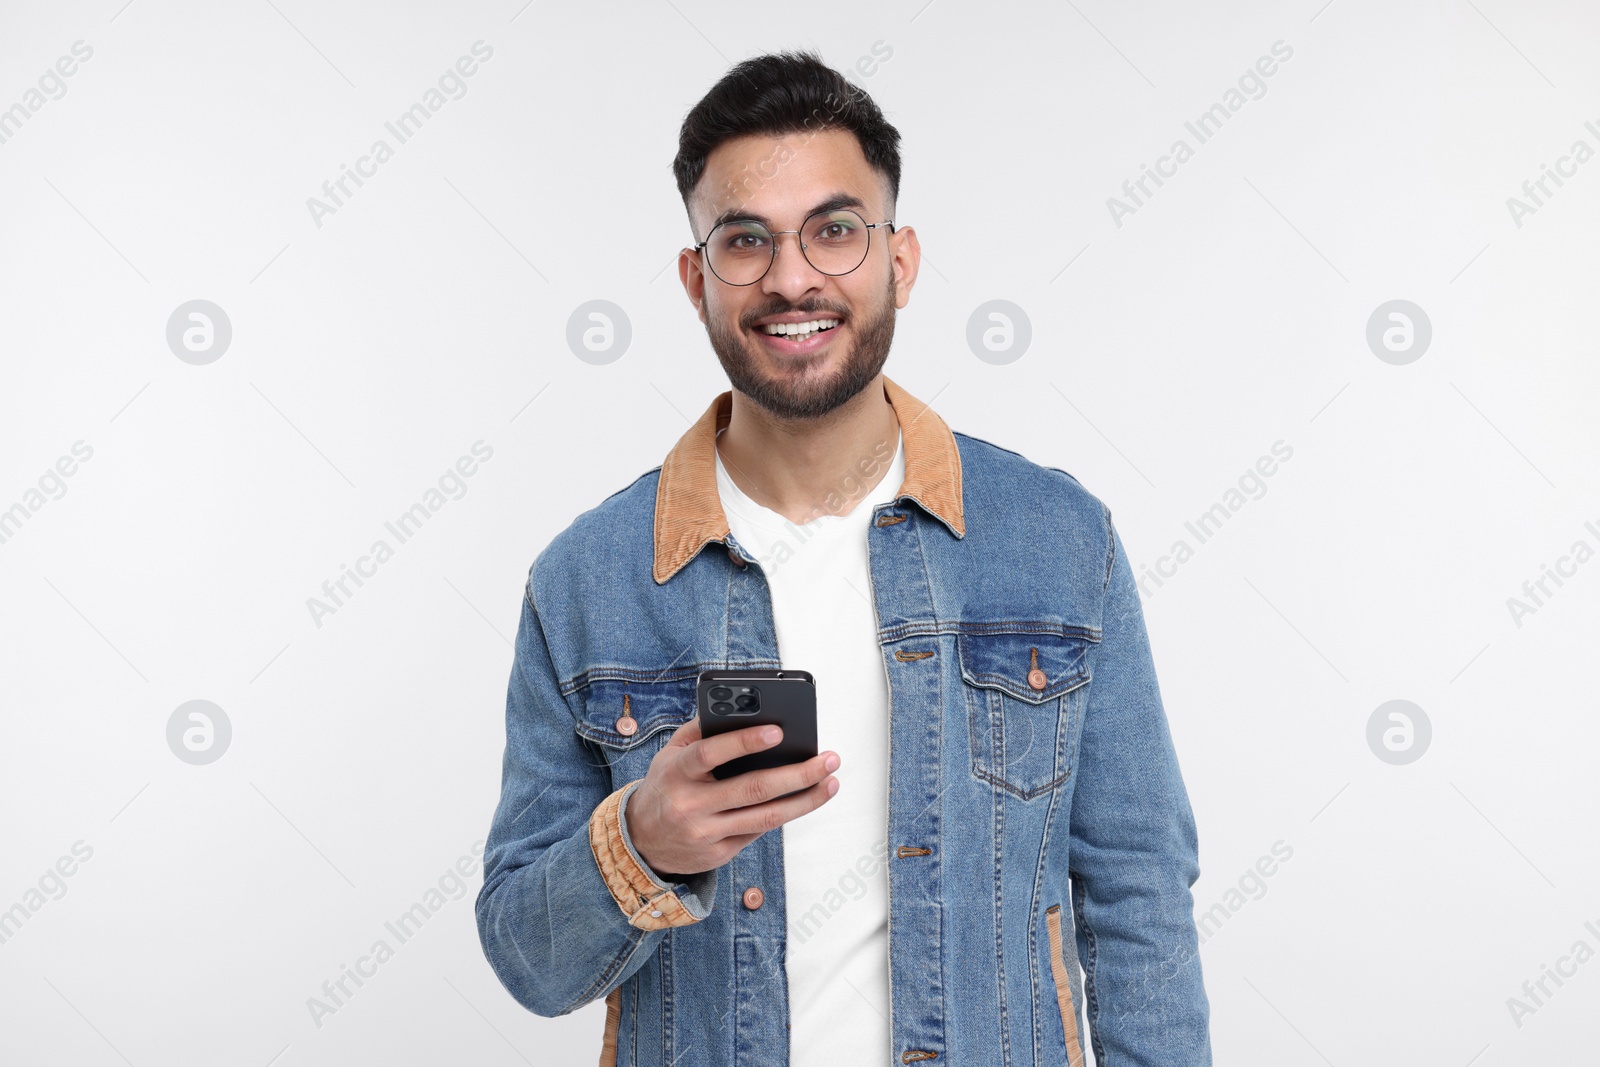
[476,50,1211,1066]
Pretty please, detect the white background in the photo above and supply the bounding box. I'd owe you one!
[1,1,1597,1064]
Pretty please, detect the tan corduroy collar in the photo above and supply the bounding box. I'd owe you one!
[652,374,965,584]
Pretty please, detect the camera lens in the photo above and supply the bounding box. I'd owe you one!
[711,701,733,715]
[709,686,732,700]
[734,694,758,709]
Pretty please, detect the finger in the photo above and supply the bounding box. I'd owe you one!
[715,751,837,813]
[720,774,837,838]
[690,721,782,777]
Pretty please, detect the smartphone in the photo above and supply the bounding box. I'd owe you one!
[697,669,818,790]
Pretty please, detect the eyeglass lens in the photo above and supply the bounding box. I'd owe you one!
[704,210,872,285]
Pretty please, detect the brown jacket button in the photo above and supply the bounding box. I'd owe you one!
[1027,668,1047,690]
[727,546,746,568]
[742,886,764,909]
[616,716,638,736]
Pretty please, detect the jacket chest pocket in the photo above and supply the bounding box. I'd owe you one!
[958,630,1092,800]
[572,673,699,789]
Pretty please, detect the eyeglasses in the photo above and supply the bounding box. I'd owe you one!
[692,208,894,286]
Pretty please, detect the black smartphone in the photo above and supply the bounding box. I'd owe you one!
[697,669,818,789]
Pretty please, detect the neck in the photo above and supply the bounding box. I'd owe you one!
[716,375,901,525]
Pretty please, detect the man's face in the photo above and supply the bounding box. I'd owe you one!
[679,128,919,420]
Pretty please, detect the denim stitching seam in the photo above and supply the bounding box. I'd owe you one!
[1072,876,1107,1065]
[563,923,647,1016]
[993,778,1011,1067]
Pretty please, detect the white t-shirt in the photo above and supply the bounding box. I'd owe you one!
[714,425,905,1064]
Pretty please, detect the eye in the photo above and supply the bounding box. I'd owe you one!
[812,216,861,243]
[716,221,771,255]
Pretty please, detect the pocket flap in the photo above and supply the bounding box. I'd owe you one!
[573,674,698,750]
[958,630,1092,704]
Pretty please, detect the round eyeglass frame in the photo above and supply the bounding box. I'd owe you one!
[692,209,895,286]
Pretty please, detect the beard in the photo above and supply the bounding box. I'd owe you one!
[703,268,897,421]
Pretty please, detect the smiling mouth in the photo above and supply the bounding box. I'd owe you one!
[756,318,842,338]
[753,318,844,355]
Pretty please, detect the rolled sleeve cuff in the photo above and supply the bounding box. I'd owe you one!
[588,779,717,930]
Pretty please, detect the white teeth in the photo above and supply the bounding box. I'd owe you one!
[760,318,840,337]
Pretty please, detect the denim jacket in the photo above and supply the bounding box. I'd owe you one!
[476,374,1212,1066]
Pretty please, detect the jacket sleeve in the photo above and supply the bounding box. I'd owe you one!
[475,578,719,1017]
[1067,513,1212,1064]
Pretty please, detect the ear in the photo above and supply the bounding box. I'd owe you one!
[887,225,920,310]
[679,248,708,324]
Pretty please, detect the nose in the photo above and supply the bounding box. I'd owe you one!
[761,230,827,302]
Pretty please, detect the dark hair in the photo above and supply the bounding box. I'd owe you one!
[671,49,902,224]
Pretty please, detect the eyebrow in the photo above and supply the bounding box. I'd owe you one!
[705,193,871,235]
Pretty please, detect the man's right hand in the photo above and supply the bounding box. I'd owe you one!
[625,715,841,880]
